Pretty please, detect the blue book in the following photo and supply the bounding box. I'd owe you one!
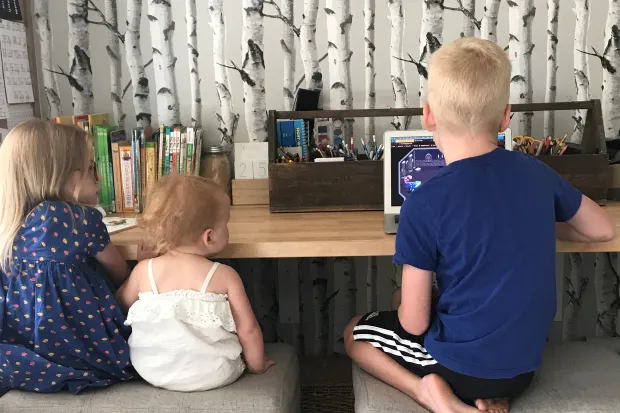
[294,120,309,161]
[277,120,296,147]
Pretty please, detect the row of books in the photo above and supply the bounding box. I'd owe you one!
[276,119,309,162]
[51,114,203,213]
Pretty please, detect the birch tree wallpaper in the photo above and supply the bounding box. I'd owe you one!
[32,0,620,354]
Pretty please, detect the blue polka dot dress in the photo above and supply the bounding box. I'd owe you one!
[0,201,134,394]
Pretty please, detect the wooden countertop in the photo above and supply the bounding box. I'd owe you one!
[111,203,620,260]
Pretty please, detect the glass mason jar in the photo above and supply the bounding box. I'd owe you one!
[200,146,232,196]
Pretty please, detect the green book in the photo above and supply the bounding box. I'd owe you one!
[93,125,113,212]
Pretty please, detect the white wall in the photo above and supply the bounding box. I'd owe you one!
[36,0,608,146]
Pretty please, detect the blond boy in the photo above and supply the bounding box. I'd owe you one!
[344,38,613,413]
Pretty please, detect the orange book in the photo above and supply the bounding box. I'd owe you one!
[50,116,73,124]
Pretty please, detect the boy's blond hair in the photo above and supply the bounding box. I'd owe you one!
[0,119,94,270]
[138,174,229,255]
[428,37,511,135]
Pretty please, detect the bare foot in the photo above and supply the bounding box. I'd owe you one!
[417,374,479,413]
[475,399,509,413]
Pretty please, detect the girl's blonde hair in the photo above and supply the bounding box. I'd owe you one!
[0,119,93,270]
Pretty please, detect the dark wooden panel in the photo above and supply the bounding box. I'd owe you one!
[269,161,383,212]
[273,101,595,120]
[539,154,609,201]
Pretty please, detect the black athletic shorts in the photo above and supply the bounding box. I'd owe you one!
[353,310,534,405]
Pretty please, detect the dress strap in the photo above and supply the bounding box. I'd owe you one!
[147,259,159,294]
[200,262,220,294]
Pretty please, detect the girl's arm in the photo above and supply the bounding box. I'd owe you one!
[95,243,131,287]
[225,266,274,374]
[116,260,145,312]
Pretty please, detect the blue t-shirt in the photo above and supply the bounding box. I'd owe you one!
[394,148,582,379]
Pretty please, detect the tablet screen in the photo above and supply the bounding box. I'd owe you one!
[389,133,509,207]
[390,135,444,207]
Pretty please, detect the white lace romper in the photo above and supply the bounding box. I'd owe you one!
[125,260,245,392]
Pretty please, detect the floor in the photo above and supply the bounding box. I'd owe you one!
[300,355,355,413]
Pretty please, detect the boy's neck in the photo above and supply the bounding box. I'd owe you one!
[439,131,499,165]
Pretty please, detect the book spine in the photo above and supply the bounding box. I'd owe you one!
[158,125,164,180]
[103,127,114,212]
[119,146,134,212]
[164,127,171,176]
[194,130,202,176]
[186,128,194,174]
[140,130,146,207]
[111,142,123,213]
[180,131,187,174]
[146,142,156,196]
[172,127,178,174]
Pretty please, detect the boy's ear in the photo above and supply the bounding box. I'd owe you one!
[422,104,436,132]
[499,104,511,132]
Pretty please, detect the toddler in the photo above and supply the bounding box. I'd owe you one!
[117,174,274,392]
[0,120,134,393]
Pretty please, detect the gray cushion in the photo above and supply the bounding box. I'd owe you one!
[353,342,620,413]
[0,344,299,413]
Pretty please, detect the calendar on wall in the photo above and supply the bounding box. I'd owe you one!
[0,19,33,104]
[0,1,21,21]
[235,143,269,180]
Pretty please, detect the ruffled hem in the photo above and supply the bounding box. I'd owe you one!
[125,292,237,333]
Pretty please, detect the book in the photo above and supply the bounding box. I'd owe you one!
[186,128,194,174]
[180,129,187,174]
[88,113,109,134]
[293,120,309,161]
[50,115,73,124]
[141,127,151,205]
[164,127,171,175]
[194,129,203,176]
[145,141,157,196]
[93,124,113,212]
[277,120,296,147]
[119,143,134,212]
[131,128,142,213]
[111,141,123,213]
[157,125,164,180]
[109,129,127,213]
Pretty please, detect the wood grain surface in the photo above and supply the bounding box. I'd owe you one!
[111,203,620,260]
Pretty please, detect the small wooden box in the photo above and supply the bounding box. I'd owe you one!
[539,154,609,202]
[232,179,269,206]
[269,161,383,212]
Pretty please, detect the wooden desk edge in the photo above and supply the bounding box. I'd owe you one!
[115,239,620,260]
[115,240,397,260]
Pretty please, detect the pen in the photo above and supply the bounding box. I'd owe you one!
[372,134,377,155]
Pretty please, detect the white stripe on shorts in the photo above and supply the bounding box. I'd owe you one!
[353,324,431,354]
[352,333,434,359]
[366,341,438,366]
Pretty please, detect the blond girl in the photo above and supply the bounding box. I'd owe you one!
[0,120,134,394]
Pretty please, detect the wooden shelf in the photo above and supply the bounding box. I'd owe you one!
[111,202,620,260]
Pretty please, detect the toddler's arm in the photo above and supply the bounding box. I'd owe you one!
[115,260,145,312]
[96,244,131,287]
[225,266,274,374]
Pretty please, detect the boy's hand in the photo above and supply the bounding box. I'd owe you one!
[137,244,157,262]
[248,356,276,374]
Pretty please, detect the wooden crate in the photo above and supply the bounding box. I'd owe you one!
[232,179,269,206]
[539,154,609,201]
[269,161,382,212]
[267,100,608,212]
